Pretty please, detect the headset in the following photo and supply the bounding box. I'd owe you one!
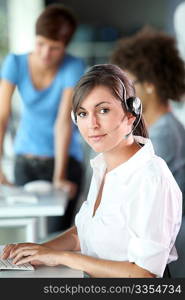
[71,110,77,125]
[71,76,142,138]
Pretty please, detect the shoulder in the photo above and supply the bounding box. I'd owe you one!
[61,53,85,69]
[64,53,84,63]
[1,52,27,69]
[59,54,86,88]
[141,155,172,180]
[150,113,185,138]
[149,113,185,155]
[139,155,181,196]
[4,52,27,62]
[126,156,182,222]
[1,53,27,84]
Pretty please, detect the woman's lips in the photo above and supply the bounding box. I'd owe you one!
[88,134,107,142]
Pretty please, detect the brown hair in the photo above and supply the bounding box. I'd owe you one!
[35,4,77,45]
[111,27,185,102]
[72,64,148,138]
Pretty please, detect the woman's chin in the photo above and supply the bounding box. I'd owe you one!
[88,143,107,153]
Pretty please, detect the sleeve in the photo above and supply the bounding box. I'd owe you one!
[0,53,19,85]
[126,175,182,277]
[64,57,86,88]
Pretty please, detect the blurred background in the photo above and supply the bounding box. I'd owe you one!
[1,0,185,244]
[1,0,185,183]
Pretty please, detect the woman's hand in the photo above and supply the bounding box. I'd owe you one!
[53,178,77,199]
[1,243,19,259]
[0,169,13,185]
[1,243,63,266]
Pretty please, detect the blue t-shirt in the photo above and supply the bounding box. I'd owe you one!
[0,53,85,161]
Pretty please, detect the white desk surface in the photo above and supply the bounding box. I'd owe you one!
[0,185,68,217]
[0,265,83,278]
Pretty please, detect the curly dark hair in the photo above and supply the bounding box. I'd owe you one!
[111,27,185,102]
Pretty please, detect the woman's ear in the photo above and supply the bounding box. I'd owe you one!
[143,82,155,94]
[127,112,136,126]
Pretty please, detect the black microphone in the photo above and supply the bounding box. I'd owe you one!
[124,130,133,139]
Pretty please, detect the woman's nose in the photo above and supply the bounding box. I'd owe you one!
[87,114,99,129]
[42,46,51,58]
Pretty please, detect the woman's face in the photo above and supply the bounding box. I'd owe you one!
[76,85,135,153]
[34,35,65,67]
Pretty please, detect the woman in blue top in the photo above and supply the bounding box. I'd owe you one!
[0,4,85,229]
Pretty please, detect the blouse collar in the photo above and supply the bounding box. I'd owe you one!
[90,136,155,179]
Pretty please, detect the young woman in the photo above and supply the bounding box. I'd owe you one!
[1,64,182,278]
[0,4,85,229]
[111,27,185,215]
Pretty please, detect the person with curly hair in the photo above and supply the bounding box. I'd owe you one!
[111,27,185,214]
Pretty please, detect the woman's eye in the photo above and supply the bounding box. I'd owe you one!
[77,111,87,118]
[51,46,61,51]
[99,108,110,114]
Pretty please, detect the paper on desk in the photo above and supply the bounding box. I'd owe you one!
[0,185,38,204]
[5,195,38,204]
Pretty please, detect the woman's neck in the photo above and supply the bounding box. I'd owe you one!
[30,52,59,74]
[144,100,171,127]
[28,53,61,90]
[103,137,141,173]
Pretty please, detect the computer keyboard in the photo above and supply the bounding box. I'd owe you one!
[0,258,34,270]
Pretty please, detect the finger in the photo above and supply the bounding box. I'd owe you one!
[1,244,16,259]
[12,249,37,264]
[15,254,37,266]
[9,244,26,258]
[9,242,37,256]
[2,244,14,252]
[9,243,27,255]
[10,245,39,258]
[1,244,11,254]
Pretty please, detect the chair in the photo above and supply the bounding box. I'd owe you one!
[168,216,185,277]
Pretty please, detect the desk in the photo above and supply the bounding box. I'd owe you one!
[0,265,83,278]
[0,185,68,242]
[0,185,68,217]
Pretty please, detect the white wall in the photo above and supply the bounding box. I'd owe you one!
[7,0,44,53]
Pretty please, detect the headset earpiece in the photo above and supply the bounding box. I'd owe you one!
[116,75,142,117]
[125,97,142,116]
[71,111,77,125]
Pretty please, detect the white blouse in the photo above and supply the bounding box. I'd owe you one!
[75,136,182,277]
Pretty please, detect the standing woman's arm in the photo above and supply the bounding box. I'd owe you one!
[53,87,77,197]
[0,79,15,184]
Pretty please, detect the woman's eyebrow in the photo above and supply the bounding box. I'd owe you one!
[95,101,111,107]
[78,101,111,111]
